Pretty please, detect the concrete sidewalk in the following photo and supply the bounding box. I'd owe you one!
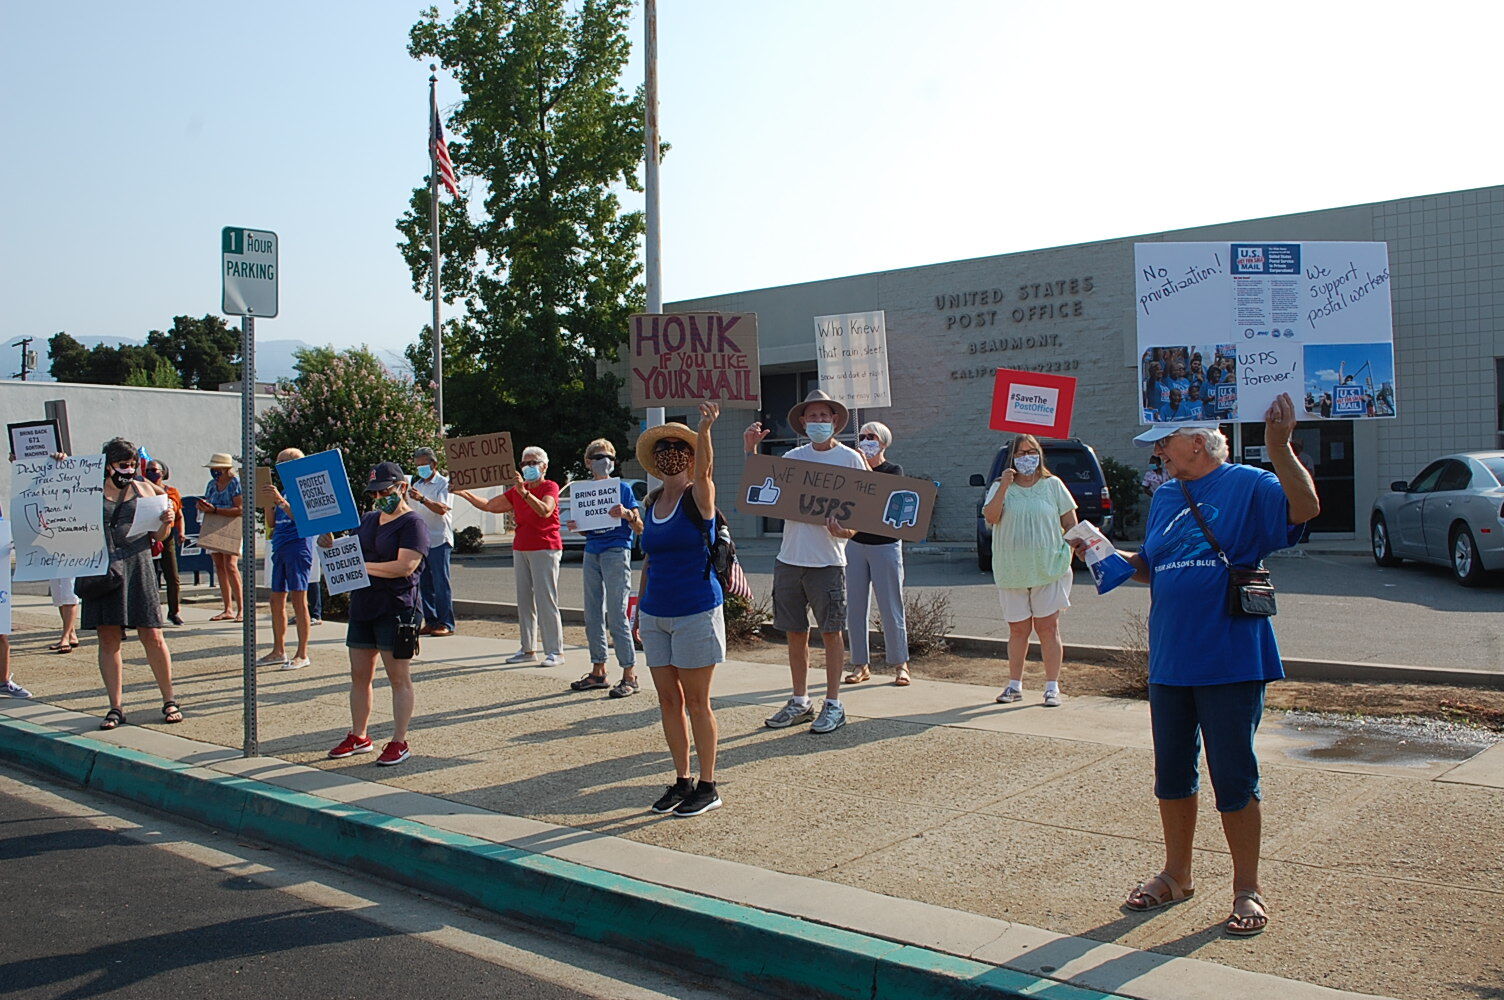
[2,593,1499,1000]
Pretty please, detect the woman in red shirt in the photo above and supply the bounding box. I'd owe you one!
[456,445,565,665]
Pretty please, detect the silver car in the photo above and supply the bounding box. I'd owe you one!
[1370,451,1504,586]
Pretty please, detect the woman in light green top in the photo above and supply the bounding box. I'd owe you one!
[982,434,1078,706]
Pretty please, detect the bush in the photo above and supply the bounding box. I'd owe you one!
[1099,456,1144,538]
[871,588,954,658]
[1105,610,1150,698]
[320,589,351,622]
[724,593,772,647]
[455,525,484,554]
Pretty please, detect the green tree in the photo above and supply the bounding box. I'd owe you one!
[125,357,185,389]
[256,347,442,506]
[146,314,241,389]
[47,332,90,382]
[396,0,646,480]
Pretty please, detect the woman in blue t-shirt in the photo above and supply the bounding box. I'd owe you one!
[1096,394,1318,938]
[198,453,244,621]
[566,438,642,698]
[633,402,724,819]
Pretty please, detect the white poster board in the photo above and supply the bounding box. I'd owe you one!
[0,518,13,635]
[1134,242,1395,423]
[814,310,891,408]
[9,455,108,582]
[318,535,370,596]
[570,478,622,533]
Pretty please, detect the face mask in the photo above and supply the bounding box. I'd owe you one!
[1014,454,1041,475]
[144,469,162,483]
[857,439,881,458]
[590,457,614,477]
[374,493,401,514]
[416,464,433,480]
[109,469,136,488]
[655,449,692,476]
[521,465,542,483]
[805,421,834,443]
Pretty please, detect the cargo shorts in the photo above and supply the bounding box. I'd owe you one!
[772,560,847,634]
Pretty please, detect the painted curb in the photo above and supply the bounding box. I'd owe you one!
[0,717,1133,1000]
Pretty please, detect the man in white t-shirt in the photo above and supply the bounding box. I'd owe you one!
[409,446,456,637]
[745,390,868,734]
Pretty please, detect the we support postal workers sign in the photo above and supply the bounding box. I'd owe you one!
[277,449,360,537]
[222,226,278,318]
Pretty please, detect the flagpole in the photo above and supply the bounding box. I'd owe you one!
[429,66,445,431]
[644,0,664,487]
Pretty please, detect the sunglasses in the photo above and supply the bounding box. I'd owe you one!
[653,440,692,454]
[520,459,541,467]
[587,453,613,462]
[858,433,881,442]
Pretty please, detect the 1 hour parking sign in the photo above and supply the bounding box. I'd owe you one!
[222,226,278,317]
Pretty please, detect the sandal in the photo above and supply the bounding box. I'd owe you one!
[893,666,911,687]
[100,707,126,730]
[161,700,184,724]
[843,665,872,684]
[608,677,640,698]
[1125,871,1195,912]
[570,673,611,691]
[209,611,234,621]
[1226,890,1269,937]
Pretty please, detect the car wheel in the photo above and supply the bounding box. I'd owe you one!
[1450,525,1486,587]
[1370,515,1401,567]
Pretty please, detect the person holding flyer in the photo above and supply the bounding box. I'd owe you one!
[321,462,428,767]
[1106,395,1318,938]
[198,453,244,622]
[982,433,1078,707]
[566,438,642,698]
[260,448,316,670]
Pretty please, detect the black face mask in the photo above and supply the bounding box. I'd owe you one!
[109,469,136,488]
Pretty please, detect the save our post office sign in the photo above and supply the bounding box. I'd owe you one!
[988,368,1077,438]
[735,453,937,542]
[444,431,516,490]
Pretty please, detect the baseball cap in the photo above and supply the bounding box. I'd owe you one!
[1133,422,1220,447]
[366,461,406,491]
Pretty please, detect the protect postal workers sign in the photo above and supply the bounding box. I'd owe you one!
[988,368,1077,438]
[736,453,936,542]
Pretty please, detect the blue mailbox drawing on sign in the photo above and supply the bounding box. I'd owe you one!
[883,490,921,530]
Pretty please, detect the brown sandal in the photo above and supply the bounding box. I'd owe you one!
[843,665,871,684]
[1225,890,1269,936]
[1125,871,1195,911]
[893,666,911,687]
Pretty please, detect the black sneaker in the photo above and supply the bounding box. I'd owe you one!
[651,777,695,814]
[673,780,722,818]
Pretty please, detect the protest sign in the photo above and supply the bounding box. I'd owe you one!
[814,311,890,408]
[988,368,1077,438]
[318,535,369,596]
[197,512,243,555]
[127,493,170,539]
[1135,242,1395,423]
[569,478,622,533]
[255,465,278,518]
[10,454,107,582]
[444,432,516,491]
[276,449,360,537]
[8,420,60,461]
[629,313,760,409]
[736,453,937,542]
[0,518,13,635]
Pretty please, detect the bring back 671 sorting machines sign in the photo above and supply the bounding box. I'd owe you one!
[736,453,937,542]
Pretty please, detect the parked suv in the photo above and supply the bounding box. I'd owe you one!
[968,438,1113,572]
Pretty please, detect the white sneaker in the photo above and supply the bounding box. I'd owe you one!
[1043,688,1063,708]
[1,679,33,699]
[283,657,311,671]
[542,653,566,667]
[505,650,538,664]
[258,651,287,666]
[995,686,1023,704]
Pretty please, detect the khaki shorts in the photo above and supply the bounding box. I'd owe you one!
[997,572,1072,624]
[772,560,847,633]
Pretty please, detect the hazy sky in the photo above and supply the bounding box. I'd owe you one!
[3,1,1499,371]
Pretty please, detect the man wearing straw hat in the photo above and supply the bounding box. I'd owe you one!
[745,390,868,734]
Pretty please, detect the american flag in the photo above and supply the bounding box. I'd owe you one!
[430,98,458,198]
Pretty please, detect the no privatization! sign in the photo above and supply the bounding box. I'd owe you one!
[222,226,278,318]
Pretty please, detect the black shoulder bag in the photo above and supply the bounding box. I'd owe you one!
[74,498,130,601]
[1178,479,1276,618]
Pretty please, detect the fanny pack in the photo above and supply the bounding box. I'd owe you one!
[1178,480,1276,618]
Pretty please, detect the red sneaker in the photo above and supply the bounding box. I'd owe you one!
[375,741,410,766]
[328,732,373,758]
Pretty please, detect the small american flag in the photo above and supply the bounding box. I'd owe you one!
[430,98,458,198]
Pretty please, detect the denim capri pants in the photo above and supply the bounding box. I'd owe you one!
[1148,680,1266,812]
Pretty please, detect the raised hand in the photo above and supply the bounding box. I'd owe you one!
[698,401,721,431]
[743,421,770,454]
[1264,392,1297,449]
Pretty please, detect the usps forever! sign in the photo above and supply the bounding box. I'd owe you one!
[988,368,1077,438]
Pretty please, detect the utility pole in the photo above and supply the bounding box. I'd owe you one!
[643,0,664,486]
[12,337,36,380]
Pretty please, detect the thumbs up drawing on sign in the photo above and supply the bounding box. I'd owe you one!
[746,477,781,505]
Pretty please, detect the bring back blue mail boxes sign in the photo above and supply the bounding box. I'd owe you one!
[277,449,360,538]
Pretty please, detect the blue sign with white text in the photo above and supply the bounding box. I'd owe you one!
[1230,243,1301,275]
[276,449,360,538]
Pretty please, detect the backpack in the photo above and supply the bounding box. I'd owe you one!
[644,485,753,602]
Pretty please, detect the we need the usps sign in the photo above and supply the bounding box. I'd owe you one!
[988,368,1077,438]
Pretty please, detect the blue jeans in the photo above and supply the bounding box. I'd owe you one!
[583,546,634,668]
[419,542,455,631]
[1148,680,1266,812]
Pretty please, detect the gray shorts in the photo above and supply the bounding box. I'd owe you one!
[772,560,847,633]
[640,606,726,669]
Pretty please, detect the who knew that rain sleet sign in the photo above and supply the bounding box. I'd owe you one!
[221,226,278,317]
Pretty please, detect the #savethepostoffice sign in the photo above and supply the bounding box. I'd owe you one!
[629,313,760,409]
[988,368,1077,438]
[735,453,936,543]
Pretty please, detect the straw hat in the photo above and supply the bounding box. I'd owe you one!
[204,452,237,469]
[635,423,697,479]
[787,389,849,436]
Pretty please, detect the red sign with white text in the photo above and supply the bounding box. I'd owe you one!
[988,368,1077,438]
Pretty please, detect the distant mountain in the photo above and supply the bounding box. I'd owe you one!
[4,335,316,384]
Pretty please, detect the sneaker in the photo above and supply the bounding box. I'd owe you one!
[328,732,373,758]
[505,650,538,664]
[1,679,33,699]
[309,618,323,626]
[809,700,847,734]
[1043,688,1063,708]
[376,741,410,766]
[542,653,567,667]
[283,656,311,671]
[995,686,1023,704]
[258,651,287,666]
[651,777,695,814]
[764,698,815,729]
[608,677,640,698]
[167,613,184,626]
[673,780,722,818]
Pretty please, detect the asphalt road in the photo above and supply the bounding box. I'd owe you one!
[451,542,1504,671]
[0,776,753,1000]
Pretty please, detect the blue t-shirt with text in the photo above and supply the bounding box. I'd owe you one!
[583,482,640,554]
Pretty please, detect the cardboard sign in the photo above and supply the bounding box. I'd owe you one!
[988,368,1077,438]
[629,312,760,409]
[569,478,622,533]
[318,535,369,596]
[255,465,278,517]
[444,432,516,490]
[10,454,108,582]
[8,419,60,461]
[815,310,891,408]
[197,512,243,555]
[736,453,937,542]
[276,449,360,537]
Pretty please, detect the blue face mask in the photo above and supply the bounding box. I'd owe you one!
[521,464,542,483]
[805,421,834,443]
[1014,453,1041,475]
[416,464,433,480]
